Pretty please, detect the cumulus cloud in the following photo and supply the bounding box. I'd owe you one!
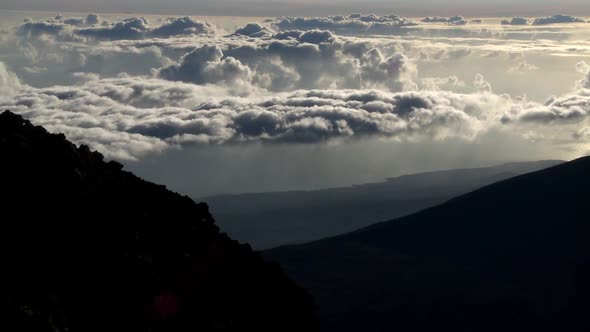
[532,14,586,26]
[358,49,417,91]
[234,23,276,38]
[151,27,417,92]
[159,45,252,86]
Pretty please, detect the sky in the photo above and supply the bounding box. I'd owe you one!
[0,6,589,196]
[2,0,590,16]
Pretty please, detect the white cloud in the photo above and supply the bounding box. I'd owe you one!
[473,74,492,93]
[0,62,23,96]
[507,56,539,73]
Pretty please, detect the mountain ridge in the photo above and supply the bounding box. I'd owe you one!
[266,153,590,331]
[206,159,563,249]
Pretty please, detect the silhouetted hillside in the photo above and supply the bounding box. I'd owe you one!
[206,160,562,249]
[266,155,590,331]
[0,111,318,332]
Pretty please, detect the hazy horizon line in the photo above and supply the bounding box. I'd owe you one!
[2,4,590,18]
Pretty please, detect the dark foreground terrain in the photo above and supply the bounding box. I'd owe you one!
[207,160,562,249]
[0,111,318,332]
[267,155,590,331]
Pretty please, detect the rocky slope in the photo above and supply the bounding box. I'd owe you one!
[0,111,318,332]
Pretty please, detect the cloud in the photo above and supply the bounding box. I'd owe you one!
[0,62,23,96]
[421,76,465,91]
[422,16,468,25]
[294,30,336,44]
[159,44,252,86]
[2,63,589,161]
[419,48,472,62]
[272,29,336,44]
[501,18,529,26]
[507,55,539,73]
[149,17,216,38]
[574,127,590,140]
[532,15,586,26]
[473,74,492,93]
[150,28,417,92]
[18,16,215,42]
[2,14,590,163]
[234,23,276,38]
[576,61,590,89]
[85,14,101,26]
[273,14,416,35]
[358,49,417,91]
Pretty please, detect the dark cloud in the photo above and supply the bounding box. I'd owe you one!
[532,14,586,25]
[422,16,468,25]
[501,18,529,26]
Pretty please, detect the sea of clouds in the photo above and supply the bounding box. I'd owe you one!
[0,12,589,169]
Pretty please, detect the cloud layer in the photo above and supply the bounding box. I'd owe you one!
[1,13,590,163]
[2,65,589,160]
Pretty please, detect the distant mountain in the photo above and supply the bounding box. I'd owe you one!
[205,160,562,249]
[0,111,318,332]
[266,156,590,332]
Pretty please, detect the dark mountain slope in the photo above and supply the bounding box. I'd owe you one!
[266,155,590,332]
[0,111,318,332]
[206,160,562,249]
